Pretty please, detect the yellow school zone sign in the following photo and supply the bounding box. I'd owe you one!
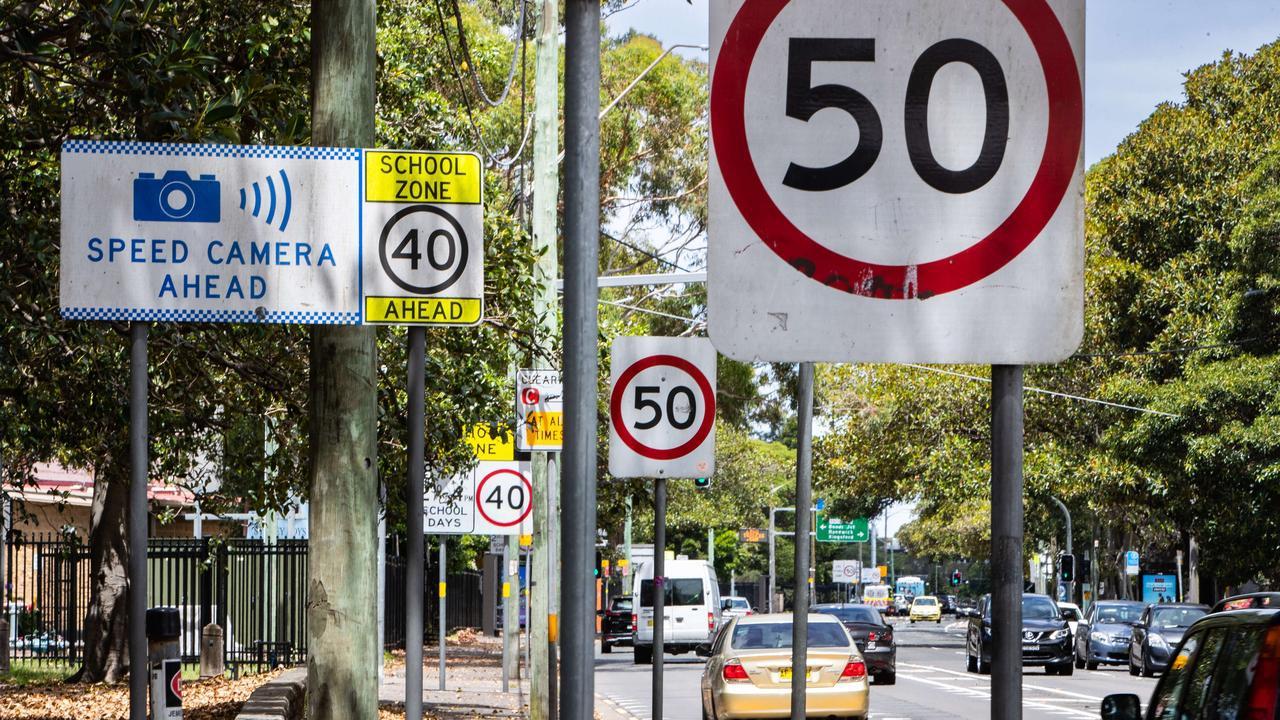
[361,150,484,326]
[465,424,515,462]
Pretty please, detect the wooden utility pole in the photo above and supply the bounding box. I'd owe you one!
[529,0,559,718]
[308,0,379,717]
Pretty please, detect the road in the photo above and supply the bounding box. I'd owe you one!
[594,617,1158,720]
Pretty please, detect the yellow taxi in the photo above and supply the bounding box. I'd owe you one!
[909,596,942,624]
[698,613,869,720]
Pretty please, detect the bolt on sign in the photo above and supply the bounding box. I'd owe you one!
[707,0,1085,363]
[60,141,484,327]
[362,151,484,326]
[515,369,563,451]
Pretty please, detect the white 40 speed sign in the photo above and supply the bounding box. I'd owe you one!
[708,0,1084,364]
[609,337,717,479]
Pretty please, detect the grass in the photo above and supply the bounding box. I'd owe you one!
[1,661,205,686]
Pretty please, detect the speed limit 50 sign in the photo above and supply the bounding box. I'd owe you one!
[708,0,1084,363]
[609,337,717,478]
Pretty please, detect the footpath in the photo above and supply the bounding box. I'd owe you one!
[379,633,623,720]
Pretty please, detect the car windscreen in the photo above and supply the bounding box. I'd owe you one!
[639,579,705,607]
[1151,607,1206,629]
[814,606,881,624]
[730,598,750,609]
[1022,597,1060,620]
[1096,604,1144,624]
[612,598,633,612]
[914,598,937,607]
[730,622,849,650]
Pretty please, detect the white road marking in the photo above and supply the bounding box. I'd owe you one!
[895,664,1099,719]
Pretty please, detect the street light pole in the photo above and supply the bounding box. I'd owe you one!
[1049,496,1073,604]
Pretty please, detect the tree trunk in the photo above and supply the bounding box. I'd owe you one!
[70,457,131,683]
[306,1,378,716]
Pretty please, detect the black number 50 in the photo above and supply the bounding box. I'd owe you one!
[634,385,698,431]
[784,37,1009,194]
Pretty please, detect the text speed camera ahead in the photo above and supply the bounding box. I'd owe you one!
[609,337,717,479]
[362,151,484,326]
[708,0,1085,363]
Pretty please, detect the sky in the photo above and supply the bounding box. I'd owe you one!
[608,0,1280,166]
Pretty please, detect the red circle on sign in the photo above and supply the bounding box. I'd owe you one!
[610,355,717,461]
[710,0,1083,299]
[521,387,540,405]
[476,468,534,527]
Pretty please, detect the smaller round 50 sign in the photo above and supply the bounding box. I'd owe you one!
[608,337,718,479]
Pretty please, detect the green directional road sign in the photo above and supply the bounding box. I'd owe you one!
[816,516,869,543]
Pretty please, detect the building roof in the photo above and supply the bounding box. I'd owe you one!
[5,463,195,509]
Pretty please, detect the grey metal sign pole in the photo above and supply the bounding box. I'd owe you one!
[562,0,600,718]
[439,538,447,690]
[790,363,814,720]
[767,509,776,612]
[406,327,426,719]
[1049,495,1072,603]
[129,322,148,720]
[653,477,667,720]
[991,365,1024,720]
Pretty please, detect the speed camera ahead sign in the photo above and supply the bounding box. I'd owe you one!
[609,337,717,479]
[708,0,1084,363]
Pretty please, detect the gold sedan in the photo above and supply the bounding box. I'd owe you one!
[698,613,870,720]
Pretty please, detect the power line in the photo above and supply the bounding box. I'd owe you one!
[450,0,524,107]
[902,364,1181,418]
[1070,334,1279,360]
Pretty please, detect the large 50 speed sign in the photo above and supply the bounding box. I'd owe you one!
[708,0,1084,364]
[609,337,717,479]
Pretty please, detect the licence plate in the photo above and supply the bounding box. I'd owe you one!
[866,642,877,651]
[778,668,812,681]
[1022,643,1038,651]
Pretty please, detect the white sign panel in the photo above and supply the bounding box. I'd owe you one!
[60,140,361,324]
[516,369,563,451]
[1124,550,1140,577]
[708,0,1085,363]
[424,460,533,535]
[861,568,882,585]
[832,559,862,583]
[608,337,717,478]
[360,151,484,326]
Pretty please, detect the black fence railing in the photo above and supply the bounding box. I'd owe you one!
[4,533,486,673]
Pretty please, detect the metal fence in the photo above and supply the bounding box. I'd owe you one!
[4,533,485,672]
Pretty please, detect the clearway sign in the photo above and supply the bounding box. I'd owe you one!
[708,0,1085,363]
[60,141,483,326]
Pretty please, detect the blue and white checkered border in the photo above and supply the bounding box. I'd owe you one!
[62,306,361,325]
[62,139,360,162]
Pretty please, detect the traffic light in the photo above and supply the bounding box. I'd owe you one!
[594,549,602,578]
[694,477,711,490]
[1059,553,1075,583]
[950,569,962,587]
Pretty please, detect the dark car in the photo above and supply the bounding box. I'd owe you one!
[940,595,959,615]
[1211,591,1280,613]
[1075,600,1146,670]
[1128,603,1209,677]
[601,595,634,653]
[1100,608,1280,720]
[813,603,896,685]
[965,593,1074,676]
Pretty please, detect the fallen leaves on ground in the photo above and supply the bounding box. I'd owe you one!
[0,668,286,720]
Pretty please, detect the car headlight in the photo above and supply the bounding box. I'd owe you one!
[1149,634,1169,648]
[1050,629,1070,641]
[1090,631,1109,642]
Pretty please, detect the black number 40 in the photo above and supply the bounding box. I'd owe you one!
[633,385,698,431]
[784,37,1009,194]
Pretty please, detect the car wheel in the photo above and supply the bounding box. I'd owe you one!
[936,619,941,624]
[1074,655,1085,669]
[1128,656,1139,676]
[602,641,612,654]
[1141,651,1154,678]
[978,648,991,675]
[1086,661,1098,671]
[879,671,897,685]
[1060,662,1074,677]
[910,619,916,624]
[967,652,978,673]
[634,645,652,665]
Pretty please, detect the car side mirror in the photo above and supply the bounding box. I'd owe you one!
[695,643,712,658]
[1100,694,1141,720]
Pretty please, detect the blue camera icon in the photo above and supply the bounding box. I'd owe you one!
[133,170,221,223]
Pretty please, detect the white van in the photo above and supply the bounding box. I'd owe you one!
[632,558,721,664]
